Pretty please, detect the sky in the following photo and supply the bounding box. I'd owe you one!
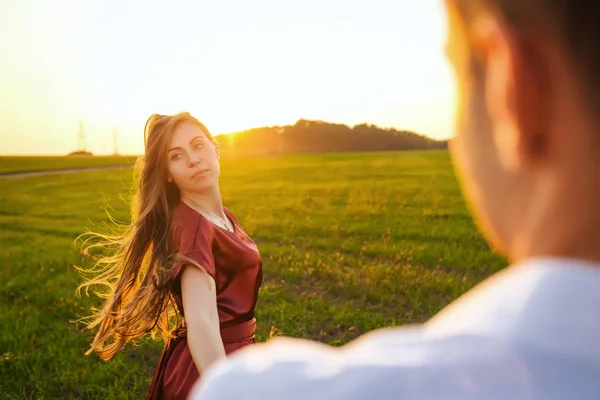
[0,0,455,155]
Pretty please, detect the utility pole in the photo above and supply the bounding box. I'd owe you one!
[77,120,87,151]
[113,127,119,155]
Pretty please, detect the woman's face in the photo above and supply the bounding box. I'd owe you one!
[166,122,220,195]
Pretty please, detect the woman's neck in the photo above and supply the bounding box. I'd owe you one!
[181,186,225,219]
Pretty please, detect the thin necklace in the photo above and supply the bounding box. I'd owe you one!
[182,195,233,232]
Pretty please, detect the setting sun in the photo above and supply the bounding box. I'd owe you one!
[1,0,453,155]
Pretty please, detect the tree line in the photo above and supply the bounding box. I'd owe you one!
[215,119,448,157]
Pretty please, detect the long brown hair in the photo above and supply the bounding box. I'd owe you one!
[76,112,217,360]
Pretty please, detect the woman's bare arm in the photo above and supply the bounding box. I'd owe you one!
[180,265,226,374]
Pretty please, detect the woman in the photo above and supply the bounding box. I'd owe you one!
[77,112,263,399]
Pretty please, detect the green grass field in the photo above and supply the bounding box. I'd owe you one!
[0,156,136,174]
[0,150,506,399]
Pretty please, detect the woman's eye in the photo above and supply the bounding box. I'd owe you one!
[171,153,182,161]
[194,143,203,149]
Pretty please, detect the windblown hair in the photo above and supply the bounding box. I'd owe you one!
[76,112,217,360]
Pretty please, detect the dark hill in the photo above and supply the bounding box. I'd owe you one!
[215,119,447,157]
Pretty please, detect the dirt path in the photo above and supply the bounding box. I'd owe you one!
[0,164,132,180]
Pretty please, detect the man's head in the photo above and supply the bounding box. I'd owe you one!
[444,0,600,262]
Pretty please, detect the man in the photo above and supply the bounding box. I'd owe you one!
[191,0,600,398]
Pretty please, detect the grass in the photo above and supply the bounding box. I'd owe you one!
[0,156,137,174]
[0,150,506,399]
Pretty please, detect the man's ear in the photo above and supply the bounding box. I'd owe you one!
[471,15,549,172]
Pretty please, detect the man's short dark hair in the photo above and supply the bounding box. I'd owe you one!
[453,0,600,116]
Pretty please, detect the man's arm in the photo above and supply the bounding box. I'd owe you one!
[189,337,340,399]
[188,327,436,400]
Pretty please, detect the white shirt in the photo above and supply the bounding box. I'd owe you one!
[190,257,600,399]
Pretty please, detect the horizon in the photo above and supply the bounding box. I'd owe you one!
[0,0,455,156]
[0,118,448,157]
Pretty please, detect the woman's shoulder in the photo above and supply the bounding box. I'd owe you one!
[171,202,215,240]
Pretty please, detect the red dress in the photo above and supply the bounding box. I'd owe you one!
[147,202,263,399]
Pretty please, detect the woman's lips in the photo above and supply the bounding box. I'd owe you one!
[191,169,209,179]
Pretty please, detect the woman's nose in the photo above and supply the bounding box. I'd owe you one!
[189,156,200,167]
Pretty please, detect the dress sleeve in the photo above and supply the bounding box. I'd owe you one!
[172,213,216,281]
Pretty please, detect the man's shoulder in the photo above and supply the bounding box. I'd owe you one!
[190,259,600,399]
[190,327,564,400]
